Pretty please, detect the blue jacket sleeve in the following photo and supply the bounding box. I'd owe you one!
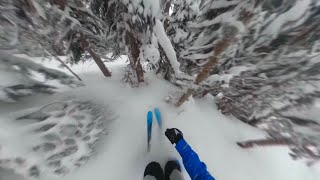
[175,138,215,180]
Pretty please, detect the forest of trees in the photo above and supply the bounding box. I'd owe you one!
[1,0,320,178]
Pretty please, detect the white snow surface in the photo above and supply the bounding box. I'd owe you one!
[1,57,320,180]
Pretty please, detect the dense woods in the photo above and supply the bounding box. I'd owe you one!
[0,0,320,178]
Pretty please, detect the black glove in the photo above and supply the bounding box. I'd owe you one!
[165,128,183,144]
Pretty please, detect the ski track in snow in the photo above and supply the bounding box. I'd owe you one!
[1,57,320,180]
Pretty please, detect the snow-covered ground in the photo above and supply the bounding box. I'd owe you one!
[1,57,320,180]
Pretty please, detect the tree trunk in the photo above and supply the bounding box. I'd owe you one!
[157,43,175,82]
[175,10,255,107]
[176,37,233,106]
[51,0,67,10]
[237,138,292,148]
[87,48,112,77]
[79,34,112,77]
[53,55,82,81]
[176,88,194,106]
[24,0,38,15]
[50,0,111,78]
[126,31,144,83]
[163,0,172,32]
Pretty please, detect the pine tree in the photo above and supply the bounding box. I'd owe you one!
[0,2,108,178]
[176,0,248,106]
[155,0,200,83]
[0,51,80,102]
[0,99,106,178]
[90,0,157,83]
[223,0,320,164]
[167,0,200,71]
[0,0,112,78]
[90,0,181,85]
[177,0,320,163]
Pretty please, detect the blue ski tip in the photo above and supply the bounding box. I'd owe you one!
[147,111,153,124]
[154,108,162,128]
[147,111,153,149]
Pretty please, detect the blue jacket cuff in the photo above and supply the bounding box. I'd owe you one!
[175,138,188,152]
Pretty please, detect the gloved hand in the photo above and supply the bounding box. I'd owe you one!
[165,128,183,144]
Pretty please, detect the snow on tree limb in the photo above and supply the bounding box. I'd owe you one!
[0,51,81,102]
[262,0,312,38]
[210,0,239,9]
[176,31,237,107]
[30,0,47,19]
[0,99,106,178]
[153,19,181,74]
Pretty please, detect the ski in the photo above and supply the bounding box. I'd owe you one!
[147,111,153,151]
[154,108,162,129]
